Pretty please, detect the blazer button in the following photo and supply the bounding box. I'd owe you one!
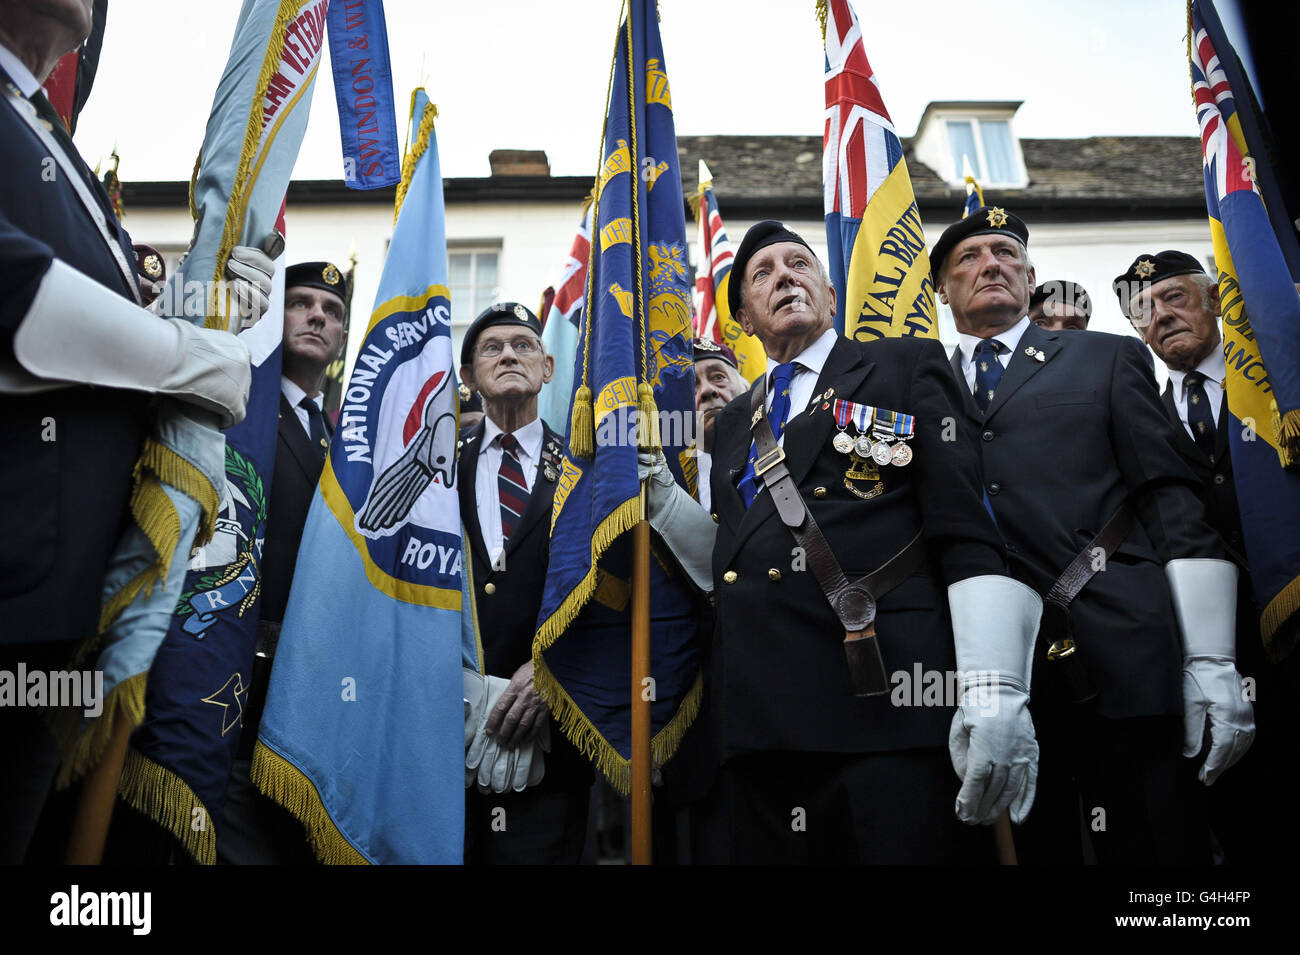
[484,583,496,595]
[1213,474,1226,485]
[982,430,995,442]
[988,482,1002,495]
[723,570,738,584]
[711,513,719,523]
[813,487,827,498]
[768,568,781,581]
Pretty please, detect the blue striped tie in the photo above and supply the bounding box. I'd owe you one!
[497,433,528,543]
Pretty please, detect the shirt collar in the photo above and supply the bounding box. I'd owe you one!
[482,413,544,460]
[957,315,1032,368]
[280,375,309,410]
[0,44,42,98]
[1167,346,1227,395]
[765,326,837,382]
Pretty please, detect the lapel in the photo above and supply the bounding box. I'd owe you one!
[721,337,875,565]
[982,322,1062,423]
[278,393,324,484]
[505,424,562,557]
[949,344,983,423]
[1161,381,1210,467]
[457,421,491,569]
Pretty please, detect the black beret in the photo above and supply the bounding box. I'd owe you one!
[1111,251,1206,318]
[691,336,738,369]
[1029,280,1092,320]
[728,220,815,317]
[929,206,1029,284]
[460,301,542,366]
[284,261,350,308]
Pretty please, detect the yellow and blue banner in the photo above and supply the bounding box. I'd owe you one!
[820,0,936,340]
[692,160,765,384]
[1191,0,1300,658]
[253,90,478,862]
[535,0,701,794]
[325,0,401,189]
[962,155,984,219]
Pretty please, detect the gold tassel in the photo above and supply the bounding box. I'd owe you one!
[570,383,596,459]
[251,743,368,865]
[816,0,828,43]
[55,672,148,788]
[394,96,438,225]
[636,381,660,451]
[1277,404,1300,470]
[1261,575,1300,663]
[117,748,217,864]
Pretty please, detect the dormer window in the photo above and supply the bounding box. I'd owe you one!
[911,102,1029,189]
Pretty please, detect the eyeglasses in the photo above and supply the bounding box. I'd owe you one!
[477,337,541,358]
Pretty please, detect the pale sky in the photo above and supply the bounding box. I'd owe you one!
[73,0,1202,184]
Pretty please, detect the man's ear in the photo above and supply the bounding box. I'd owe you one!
[1026,263,1037,295]
[937,277,949,306]
[541,353,554,385]
[459,364,475,392]
[1208,280,1222,317]
[736,303,755,336]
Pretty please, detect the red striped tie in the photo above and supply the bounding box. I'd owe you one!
[497,433,528,543]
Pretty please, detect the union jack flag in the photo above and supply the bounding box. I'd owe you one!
[822,0,935,339]
[693,170,733,342]
[538,204,593,432]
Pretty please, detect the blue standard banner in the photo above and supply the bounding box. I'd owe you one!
[326,0,400,189]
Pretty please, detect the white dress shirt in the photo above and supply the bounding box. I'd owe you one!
[1167,348,1227,440]
[475,414,543,563]
[761,326,839,431]
[696,449,713,510]
[280,376,320,439]
[956,315,1031,394]
[0,43,41,97]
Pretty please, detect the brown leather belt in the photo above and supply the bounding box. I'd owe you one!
[1037,503,1133,703]
[749,381,924,696]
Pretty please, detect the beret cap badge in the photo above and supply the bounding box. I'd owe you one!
[142,254,163,279]
[1133,259,1156,279]
[513,304,529,321]
[985,207,1009,228]
[322,264,341,285]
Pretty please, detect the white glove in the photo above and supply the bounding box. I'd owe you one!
[947,575,1043,825]
[637,450,716,591]
[465,672,511,791]
[1165,559,1255,785]
[508,721,550,792]
[13,258,251,427]
[224,245,274,331]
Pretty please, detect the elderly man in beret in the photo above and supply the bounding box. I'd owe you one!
[455,302,592,864]
[929,207,1252,864]
[691,337,748,510]
[639,220,1043,864]
[1115,250,1295,865]
[1028,280,1092,332]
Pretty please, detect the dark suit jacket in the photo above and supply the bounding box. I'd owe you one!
[948,324,1224,719]
[0,75,149,645]
[708,334,1006,757]
[259,393,332,623]
[457,418,592,791]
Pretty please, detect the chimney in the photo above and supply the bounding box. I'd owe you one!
[488,149,550,177]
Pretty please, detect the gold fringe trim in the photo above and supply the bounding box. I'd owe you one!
[207,0,299,332]
[54,672,148,789]
[534,654,701,797]
[636,383,660,451]
[394,93,438,225]
[251,742,368,865]
[117,748,216,865]
[1261,575,1300,663]
[816,0,828,44]
[687,185,703,220]
[570,384,596,459]
[1275,404,1300,469]
[99,437,221,633]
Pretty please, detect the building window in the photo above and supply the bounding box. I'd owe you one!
[448,246,501,357]
[946,118,1022,186]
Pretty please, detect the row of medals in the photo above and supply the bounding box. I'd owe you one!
[832,426,913,467]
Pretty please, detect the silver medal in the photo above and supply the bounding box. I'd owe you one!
[854,433,875,458]
[833,431,855,454]
[891,443,913,467]
[871,441,894,466]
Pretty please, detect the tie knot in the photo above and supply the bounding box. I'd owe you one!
[299,396,320,414]
[499,433,519,453]
[1184,371,1206,389]
[974,339,1004,357]
[770,362,798,390]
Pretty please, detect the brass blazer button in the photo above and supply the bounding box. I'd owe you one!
[813,487,827,499]
[768,569,781,581]
[722,571,738,584]
[484,582,496,595]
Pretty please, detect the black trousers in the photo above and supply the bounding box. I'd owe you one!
[215,758,316,865]
[1015,706,1211,865]
[695,747,995,865]
[464,784,591,865]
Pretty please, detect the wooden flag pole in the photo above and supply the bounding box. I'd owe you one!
[65,718,131,864]
[994,809,1018,865]
[630,482,653,865]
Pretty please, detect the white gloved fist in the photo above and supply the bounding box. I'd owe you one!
[947,575,1043,825]
[224,245,274,330]
[464,673,511,791]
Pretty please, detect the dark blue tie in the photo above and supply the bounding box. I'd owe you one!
[299,396,328,461]
[1184,371,1217,459]
[738,362,797,508]
[973,339,1006,412]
